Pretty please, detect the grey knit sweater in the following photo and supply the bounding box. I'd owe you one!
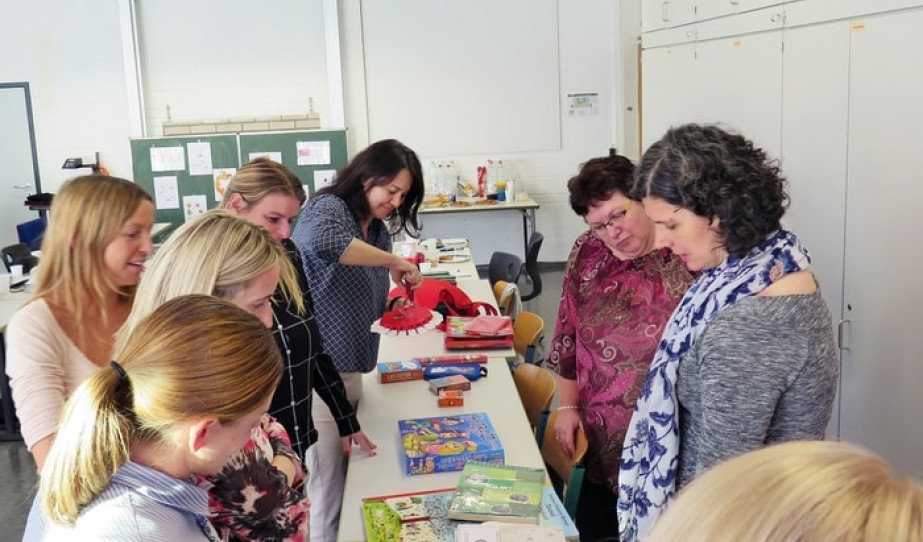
[675,291,839,488]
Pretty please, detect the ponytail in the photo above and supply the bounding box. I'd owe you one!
[40,366,133,524]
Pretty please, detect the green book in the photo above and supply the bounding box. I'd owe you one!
[446,461,546,524]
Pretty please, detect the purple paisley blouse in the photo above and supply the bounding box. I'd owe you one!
[545,232,693,493]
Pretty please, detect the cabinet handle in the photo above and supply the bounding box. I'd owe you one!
[730,0,739,5]
[662,1,670,22]
[837,319,851,351]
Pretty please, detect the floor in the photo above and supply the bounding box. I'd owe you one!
[0,264,565,538]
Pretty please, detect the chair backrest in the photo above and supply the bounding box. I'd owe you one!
[2,243,36,273]
[520,231,544,301]
[488,251,523,286]
[513,310,544,364]
[541,408,589,518]
[492,280,522,320]
[16,217,46,251]
[512,362,556,441]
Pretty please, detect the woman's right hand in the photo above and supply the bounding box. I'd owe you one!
[553,408,582,458]
[389,256,423,290]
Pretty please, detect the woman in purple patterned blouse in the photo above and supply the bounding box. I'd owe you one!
[545,154,694,541]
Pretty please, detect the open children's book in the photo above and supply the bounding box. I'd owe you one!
[361,486,578,542]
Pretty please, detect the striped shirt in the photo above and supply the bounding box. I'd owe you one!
[269,239,361,458]
[23,461,219,541]
[291,194,391,374]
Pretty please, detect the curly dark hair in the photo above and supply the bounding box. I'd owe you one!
[567,154,636,216]
[630,123,789,257]
[317,139,425,237]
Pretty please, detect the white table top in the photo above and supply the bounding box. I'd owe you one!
[0,288,33,331]
[337,279,540,542]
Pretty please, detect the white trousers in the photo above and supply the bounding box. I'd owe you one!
[306,372,362,542]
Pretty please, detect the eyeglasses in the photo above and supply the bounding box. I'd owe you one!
[587,200,633,236]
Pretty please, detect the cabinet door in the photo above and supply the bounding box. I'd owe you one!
[780,21,850,439]
[642,0,697,33]
[692,32,783,156]
[640,42,698,148]
[841,9,923,475]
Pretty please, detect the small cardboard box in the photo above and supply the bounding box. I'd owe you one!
[377,360,424,383]
[428,374,471,394]
[437,389,464,407]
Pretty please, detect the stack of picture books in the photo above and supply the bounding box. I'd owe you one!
[445,315,514,350]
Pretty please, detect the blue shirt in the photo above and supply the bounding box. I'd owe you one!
[22,461,219,541]
[291,194,391,373]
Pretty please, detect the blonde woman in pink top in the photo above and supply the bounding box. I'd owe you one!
[5,175,154,471]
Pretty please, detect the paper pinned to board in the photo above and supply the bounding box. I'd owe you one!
[182,194,207,222]
[187,141,213,175]
[153,176,179,210]
[150,146,185,172]
[297,140,331,165]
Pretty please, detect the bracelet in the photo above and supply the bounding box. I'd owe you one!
[556,405,579,412]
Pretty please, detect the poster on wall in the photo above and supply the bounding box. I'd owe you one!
[213,168,236,201]
[183,194,207,222]
[150,146,185,172]
[153,176,180,209]
[297,140,331,165]
[187,141,213,176]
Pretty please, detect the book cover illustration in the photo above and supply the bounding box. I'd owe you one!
[362,488,455,542]
[447,461,546,524]
[377,360,424,383]
[361,486,578,542]
[398,413,504,475]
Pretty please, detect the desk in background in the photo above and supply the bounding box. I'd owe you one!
[419,197,539,262]
[337,279,542,542]
[0,290,32,441]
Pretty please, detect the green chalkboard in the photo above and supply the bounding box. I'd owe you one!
[130,134,240,228]
[129,130,348,232]
[238,129,348,196]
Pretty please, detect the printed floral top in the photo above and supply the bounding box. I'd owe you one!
[545,232,693,493]
[199,414,309,542]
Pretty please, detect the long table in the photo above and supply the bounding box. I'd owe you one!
[336,278,544,542]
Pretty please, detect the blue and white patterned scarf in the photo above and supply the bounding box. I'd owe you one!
[616,229,811,542]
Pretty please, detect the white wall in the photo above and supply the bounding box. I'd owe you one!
[0,0,134,191]
[1,0,642,262]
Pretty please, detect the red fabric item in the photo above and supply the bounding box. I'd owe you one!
[389,278,497,330]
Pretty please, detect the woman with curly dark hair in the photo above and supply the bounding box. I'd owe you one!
[616,124,839,542]
[544,153,693,541]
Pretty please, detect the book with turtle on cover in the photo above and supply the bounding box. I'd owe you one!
[446,461,547,524]
[361,485,579,542]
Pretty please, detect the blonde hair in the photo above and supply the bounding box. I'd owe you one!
[31,175,152,318]
[116,210,301,350]
[41,295,282,524]
[647,440,923,542]
[219,156,306,208]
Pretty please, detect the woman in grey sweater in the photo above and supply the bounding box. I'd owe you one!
[617,123,839,542]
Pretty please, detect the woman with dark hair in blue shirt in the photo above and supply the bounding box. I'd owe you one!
[291,138,425,542]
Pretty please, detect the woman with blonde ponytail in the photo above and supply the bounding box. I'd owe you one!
[23,295,282,541]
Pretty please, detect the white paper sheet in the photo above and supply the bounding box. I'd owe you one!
[153,176,180,209]
[187,141,213,175]
[313,169,336,190]
[150,146,185,172]
[296,140,331,165]
[182,194,208,222]
[213,167,236,201]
